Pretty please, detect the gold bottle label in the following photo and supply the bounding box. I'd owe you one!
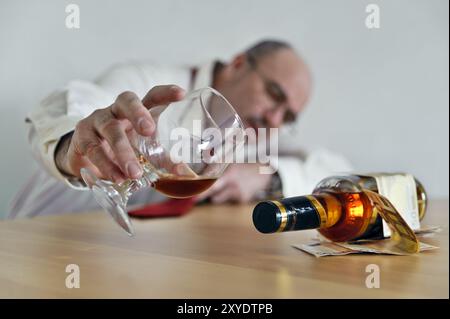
[363,189,419,254]
[361,173,421,237]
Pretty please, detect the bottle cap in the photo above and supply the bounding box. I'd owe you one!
[253,196,323,233]
[252,201,282,233]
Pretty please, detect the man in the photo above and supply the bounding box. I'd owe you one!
[9,40,352,218]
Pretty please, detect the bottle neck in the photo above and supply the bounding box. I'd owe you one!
[253,194,342,233]
[281,195,342,232]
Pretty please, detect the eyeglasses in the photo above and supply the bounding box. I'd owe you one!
[247,56,297,124]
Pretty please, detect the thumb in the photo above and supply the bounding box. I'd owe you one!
[142,85,185,108]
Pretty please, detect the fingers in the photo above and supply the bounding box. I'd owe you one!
[93,110,142,179]
[86,142,127,183]
[72,123,126,182]
[196,177,244,204]
[111,86,185,136]
[142,85,185,108]
[71,86,186,182]
[111,91,155,136]
[196,177,226,202]
[211,184,246,204]
[195,188,213,202]
[210,186,238,204]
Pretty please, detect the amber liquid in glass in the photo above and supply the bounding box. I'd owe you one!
[153,176,217,198]
[138,154,217,198]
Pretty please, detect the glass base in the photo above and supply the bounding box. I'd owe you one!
[81,168,135,236]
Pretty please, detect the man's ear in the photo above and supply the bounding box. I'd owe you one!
[230,53,247,70]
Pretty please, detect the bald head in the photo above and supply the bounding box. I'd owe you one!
[214,40,312,129]
[245,40,293,65]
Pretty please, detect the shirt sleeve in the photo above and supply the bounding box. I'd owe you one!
[27,63,155,189]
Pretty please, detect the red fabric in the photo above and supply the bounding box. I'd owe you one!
[128,198,196,218]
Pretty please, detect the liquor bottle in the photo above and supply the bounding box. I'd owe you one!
[252,174,427,242]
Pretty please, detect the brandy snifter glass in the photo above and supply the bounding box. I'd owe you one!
[81,87,245,236]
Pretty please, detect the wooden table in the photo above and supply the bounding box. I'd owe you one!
[0,200,448,298]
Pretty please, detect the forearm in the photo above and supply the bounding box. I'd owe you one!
[55,131,75,177]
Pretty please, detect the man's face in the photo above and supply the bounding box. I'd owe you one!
[220,49,311,131]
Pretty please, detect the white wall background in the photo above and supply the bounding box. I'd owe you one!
[0,0,448,217]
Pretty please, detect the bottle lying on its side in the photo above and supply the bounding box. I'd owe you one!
[252,173,427,242]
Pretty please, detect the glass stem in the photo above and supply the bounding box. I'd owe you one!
[116,166,160,203]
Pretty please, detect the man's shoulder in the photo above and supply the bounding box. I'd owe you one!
[95,60,193,95]
[106,60,191,78]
